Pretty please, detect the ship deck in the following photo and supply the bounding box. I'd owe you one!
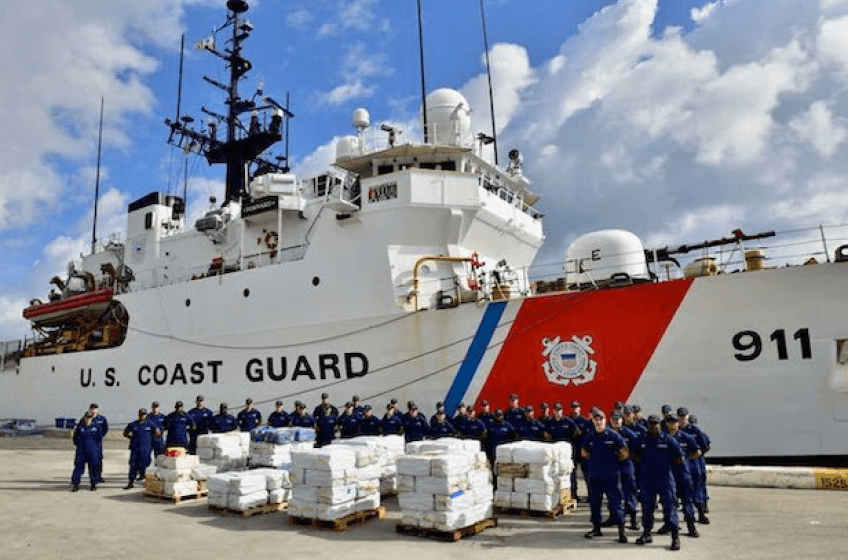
[2,437,847,559]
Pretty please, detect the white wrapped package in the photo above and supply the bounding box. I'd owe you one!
[292,448,356,471]
[292,486,318,503]
[467,469,490,488]
[316,501,354,521]
[510,492,529,509]
[290,468,307,485]
[208,491,229,508]
[158,455,199,470]
[306,468,354,487]
[228,490,268,511]
[247,468,283,490]
[279,470,291,488]
[397,455,432,477]
[495,445,514,464]
[416,475,469,496]
[380,477,397,494]
[472,484,494,505]
[512,442,556,464]
[356,479,380,498]
[514,478,557,495]
[229,472,267,495]
[355,493,380,512]
[355,464,381,482]
[398,492,434,511]
[158,468,194,482]
[317,484,357,504]
[288,499,317,519]
[192,464,218,481]
[381,464,397,477]
[398,475,416,492]
[268,488,290,504]
[291,442,315,452]
[434,491,472,511]
[529,492,559,512]
[164,480,199,496]
[496,476,513,491]
[431,453,472,478]
[527,463,558,481]
[494,490,512,508]
[207,472,239,494]
[409,438,467,454]
[198,447,215,460]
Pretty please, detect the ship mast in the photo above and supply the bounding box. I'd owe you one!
[165,0,292,206]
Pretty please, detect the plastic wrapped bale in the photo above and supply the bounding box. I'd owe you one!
[197,433,249,472]
[332,435,404,495]
[226,471,269,511]
[397,450,494,532]
[494,441,574,513]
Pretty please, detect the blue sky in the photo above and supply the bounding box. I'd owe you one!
[3,0,848,339]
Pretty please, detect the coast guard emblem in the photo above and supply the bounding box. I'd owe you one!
[541,335,597,386]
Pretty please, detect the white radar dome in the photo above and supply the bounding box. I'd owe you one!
[352,108,370,130]
[565,230,650,288]
[336,135,362,161]
[421,88,471,147]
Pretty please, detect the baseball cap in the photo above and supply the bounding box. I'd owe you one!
[592,409,605,419]
[677,407,689,417]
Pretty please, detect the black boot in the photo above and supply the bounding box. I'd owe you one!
[71,484,80,492]
[90,483,97,491]
[686,516,699,538]
[670,529,680,551]
[628,512,640,531]
[698,507,710,524]
[123,481,134,490]
[584,524,603,538]
[617,524,628,544]
[656,523,669,535]
[635,532,652,545]
[601,517,614,527]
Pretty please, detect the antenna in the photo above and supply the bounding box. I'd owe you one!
[176,34,185,123]
[479,0,498,165]
[284,91,291,172]
[417,0,428,143]
[91,97,104,254]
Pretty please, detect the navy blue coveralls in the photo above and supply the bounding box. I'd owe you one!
[147,411,166,455]
[459,416,487,441]
[682,423,710,509]
[612,424,641,517]
[91,414,108,483]
[337,412,361,439]
[572,415,592,498]
[582,427,627,527]
[268,410,290,428]
[381,413,403,435]
[517,417,547,441]
[72,422,103,486]
[315,410,338,447]
[401,411,429,443]
[124,419,157,482]
[671,430,698,521]
[211,412,237,433]
[484,421,517,465]
[635,432,684,533]
[164,411,195,448]
[359,414,383,435]
[428,418,457,439]
[290,411,315,428]
[505,406,525,429]
[187,405,213,455]
[237,408,262,432]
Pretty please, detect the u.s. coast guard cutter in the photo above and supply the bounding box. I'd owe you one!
[4,0,848,464]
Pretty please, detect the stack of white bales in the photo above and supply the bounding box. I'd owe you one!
[397,443,493,531]
[197,432,251,472]
[494,441,573,512]
[248,427,315,469]
[145,452,202,498]
[331,435,405,494]
[289,446,381,521]
[207,468,292,511]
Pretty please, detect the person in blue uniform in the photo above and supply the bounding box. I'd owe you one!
[477,400,495,430]
[187,395,213,455]
[582,409,629,543]
[632,404,648,432]
[516,405,547,441]
[451,403,468,434]
[313,393,338,420]
[609,410,641,530]
[484,409,517,466]
[390,398,402,419]
[546,402,577,443]
[402,402,429,443]
[570,401,592,503]
[165,401,195,448]
[428,410,457,439]
[679,407,711,523]
[632,415,685,551]
[359,405,383,435]
[459,406,487,441]
[337,402,361,439]
[84,403,108,484]
[505,393,524,427]
[268,400,290,427]
[352,395,365,418]
[148,401,166,456]
[666,415,701,538]
[237,398,262,431]
[71,411,103,491]
[429,402,446,427]
[211,403,237,432]
[315,401,339,447]
[290,401,315,428]
[539,402,553,426]
[123,408,159,489]
[382,404,403,435]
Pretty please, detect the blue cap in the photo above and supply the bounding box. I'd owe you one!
[677,407,689,417]
[648,414,661,424]
[611,410,623,420]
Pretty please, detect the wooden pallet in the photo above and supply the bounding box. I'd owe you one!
[494,502,567,519]
[395,517,498,542]
[143,490,208,504]
[208,502,287,517]
[288,506,385,531]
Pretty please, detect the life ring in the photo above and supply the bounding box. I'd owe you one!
[265,231,279,251]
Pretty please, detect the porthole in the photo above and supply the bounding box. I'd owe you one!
[312,276,320,286]
[243,288,250,297]
[185,299,191,307]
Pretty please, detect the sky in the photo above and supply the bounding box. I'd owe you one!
[3,0,848,339]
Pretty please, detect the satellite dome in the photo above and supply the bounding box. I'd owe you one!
[565,230,650,288]
[421,88,471,147]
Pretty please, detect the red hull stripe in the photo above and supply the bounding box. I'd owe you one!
[475,278,694,414]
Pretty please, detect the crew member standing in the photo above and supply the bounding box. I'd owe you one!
[337,402,361,439]
[85,403,108,485]
[484,410,516,467]
[505,393,524,427]
[187,395,213,454]
[665,415,700,538]
[382,403,403,435]
[212,403,237,433]
[359,405,383,435]
[581,409,629,544]
[313,393,338,419]
[268,400,290,428]
[610,410,641,530]
[148,401,166,456]
[71,410,103,492]
[570,401,592,503]
[679,407,711,523]
[315,400,339,447]
[477,400,495,430]
[516,405,547,441]
[237,398,262,432]
[290,401,315,428]
[401,402,429,443]
[123,408,159,489]
[164,401,195,448]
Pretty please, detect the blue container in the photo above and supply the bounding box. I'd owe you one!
[63,417,76,429]
[54,417,63,428]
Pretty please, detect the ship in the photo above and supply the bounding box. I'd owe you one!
[2,0,848,465]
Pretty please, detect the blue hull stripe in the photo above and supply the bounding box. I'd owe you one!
[444,301,507,414]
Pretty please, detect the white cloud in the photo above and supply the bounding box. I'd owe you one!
[789,100,847,157]
[287,8,314,28]
[317,43,393,106]
[0,295,30,341]
[691,1,720,23]
[318,0,379,38]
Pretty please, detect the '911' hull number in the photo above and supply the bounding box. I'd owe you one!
[732,328,812,362]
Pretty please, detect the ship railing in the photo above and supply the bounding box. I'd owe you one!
[480,179,541,219]
[1,339,22,371]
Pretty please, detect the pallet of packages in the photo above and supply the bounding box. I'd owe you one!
[493,441,574,518]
